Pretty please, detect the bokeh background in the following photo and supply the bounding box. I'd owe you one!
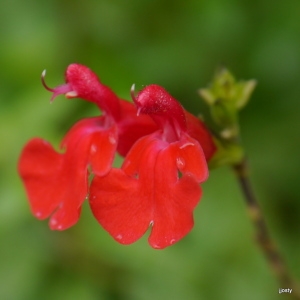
[1,0,299,299]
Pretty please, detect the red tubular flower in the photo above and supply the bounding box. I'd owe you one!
[18,64,157,230]
[90,85,212,249]
[19,118,118,230]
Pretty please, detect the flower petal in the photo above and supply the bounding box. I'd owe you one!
[148,174,201,249]
[65,64,121,119]
[90,134,203,249]
[147,144,202,249]
[62,117,118,176]
[185,111,216,161]
[116,99,158,157]
[90,169,151,244]
[18,117,118,230]
[171,132,209,183]
[18,138,65,220]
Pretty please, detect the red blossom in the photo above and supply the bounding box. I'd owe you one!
[18,64,216,247]
[19,118,117,230]
[90,85,210,249]
[18,64,156,230]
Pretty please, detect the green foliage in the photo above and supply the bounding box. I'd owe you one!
[1,0,300,299]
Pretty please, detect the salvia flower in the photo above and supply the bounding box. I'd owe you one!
[18,64,157,230]
[89,85,211,249]
[18,64,216,248]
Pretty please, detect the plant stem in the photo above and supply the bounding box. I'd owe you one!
[233,159,300,299]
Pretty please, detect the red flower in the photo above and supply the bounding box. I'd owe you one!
[89,85,212,249]
[18,63,216,248]
[18,64,157,230]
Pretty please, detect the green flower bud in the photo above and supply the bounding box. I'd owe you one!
[198,67,256,167]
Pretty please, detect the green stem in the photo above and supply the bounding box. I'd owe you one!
[233,159,300,299]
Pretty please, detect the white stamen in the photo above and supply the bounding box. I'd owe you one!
[179,142,194,149]
[65,91,78,98]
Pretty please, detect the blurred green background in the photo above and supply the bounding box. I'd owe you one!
[1,0,299,299]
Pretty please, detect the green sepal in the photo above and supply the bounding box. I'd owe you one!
[208,137,244,169]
